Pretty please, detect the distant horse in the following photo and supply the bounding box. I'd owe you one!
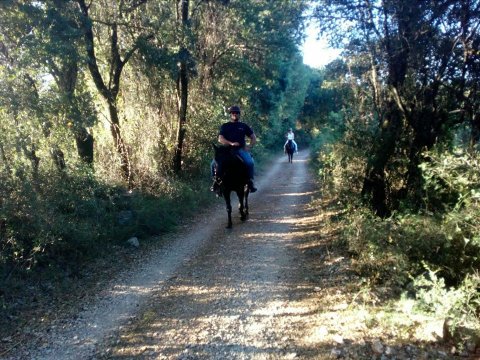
[213,145,250,229]
[285,139,295,163]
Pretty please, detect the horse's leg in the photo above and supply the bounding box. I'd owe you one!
[244,187,249,218]
[225,191,233,228]
[237,189,247,221]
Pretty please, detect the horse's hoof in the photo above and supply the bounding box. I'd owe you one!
[226,224,232,229]
[241,216,247,221]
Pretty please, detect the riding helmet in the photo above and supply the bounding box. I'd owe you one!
[228,105,241,114]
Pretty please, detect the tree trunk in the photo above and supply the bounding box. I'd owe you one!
[173,0,190,174]
[54,55,95,166]
[361,1,413,216]
[173,49,189,174]
[0,141,10,174]
[361,99,403,217]
[75,128,94,164]
[108,100,131,181]
[78,0,132,183]
[471,115,480,148]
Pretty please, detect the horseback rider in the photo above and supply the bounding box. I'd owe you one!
[211,105,257,193]
[284,128,298,153]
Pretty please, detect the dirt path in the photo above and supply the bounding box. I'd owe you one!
[93,151,323,359]
[8,151,331,359]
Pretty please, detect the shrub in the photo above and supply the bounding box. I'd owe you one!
[0,167,212,280]
[419,150,480,212]
[316,141,480,291]
[413,268,480,348]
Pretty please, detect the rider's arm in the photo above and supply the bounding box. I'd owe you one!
[248,133,257,147]
[218,135,239,146]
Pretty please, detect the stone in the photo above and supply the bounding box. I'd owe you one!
[332,334,344,344]
[371,339,384,354]
[330,348,343,358]
[127,237,139,248]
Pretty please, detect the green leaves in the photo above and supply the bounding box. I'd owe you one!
[420,150,480,211]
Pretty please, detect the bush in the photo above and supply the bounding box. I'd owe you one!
[413,269,480,348]
[0,166,212,280]
[419,150,480,212]
[341,203,480,289]
[315,140,480,291]
[0,168,121,275]
[310,111,367,201]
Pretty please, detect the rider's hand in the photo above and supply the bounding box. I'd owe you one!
[230,142,240,147]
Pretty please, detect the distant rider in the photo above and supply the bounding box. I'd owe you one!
[284,128,298,153]
[211,105,257,193]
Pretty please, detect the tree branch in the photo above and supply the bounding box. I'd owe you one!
[77,0,111,100]
[124,0,149,13]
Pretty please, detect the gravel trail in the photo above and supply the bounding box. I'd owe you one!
[9,150,324,360]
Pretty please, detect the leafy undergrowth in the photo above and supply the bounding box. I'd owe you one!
[300,191,479,359]
[309,126,480,357]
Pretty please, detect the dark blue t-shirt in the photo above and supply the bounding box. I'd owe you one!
[219,121,254,148]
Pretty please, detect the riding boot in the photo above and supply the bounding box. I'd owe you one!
[247,179,257,193]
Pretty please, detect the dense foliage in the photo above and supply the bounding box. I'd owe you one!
[306,0,480,346]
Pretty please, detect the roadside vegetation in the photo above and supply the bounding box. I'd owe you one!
[305,0,480,355]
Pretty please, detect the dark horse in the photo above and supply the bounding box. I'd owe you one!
[285,139,295,163]
[213,145,250,228]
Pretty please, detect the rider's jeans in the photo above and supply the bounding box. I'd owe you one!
[210,160,217,178]
[237,149,255,179]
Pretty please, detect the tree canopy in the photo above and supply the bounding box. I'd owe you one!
[311,0,480,215]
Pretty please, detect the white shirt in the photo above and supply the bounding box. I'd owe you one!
[287,132,295,140]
